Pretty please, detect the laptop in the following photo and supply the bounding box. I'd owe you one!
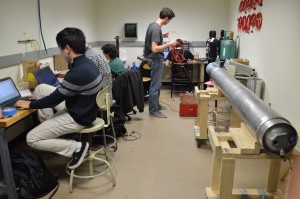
[163,51,169,61]
[0,77,26,107]
[33,66,60,87]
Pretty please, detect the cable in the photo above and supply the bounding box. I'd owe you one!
[122,130,141,141]
[37,0,48,54]
[159,97,179,113]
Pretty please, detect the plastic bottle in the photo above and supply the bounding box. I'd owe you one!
[215,55,220,64]
[131,62,138,70]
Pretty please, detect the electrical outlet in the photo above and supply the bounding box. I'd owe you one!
[18,40,34,44]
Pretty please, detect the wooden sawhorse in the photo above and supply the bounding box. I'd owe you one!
[206,123,283,199]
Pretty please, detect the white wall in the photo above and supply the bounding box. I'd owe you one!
[96,0,229,41]
[0,0,98,57]
[228,0,300,130]
[0,0,98,82]
[96,0,230,65]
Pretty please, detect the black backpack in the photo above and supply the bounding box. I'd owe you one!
[10,150,59,199]
[98,104,127,138]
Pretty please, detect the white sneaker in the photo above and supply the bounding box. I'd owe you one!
[150,112,167,118]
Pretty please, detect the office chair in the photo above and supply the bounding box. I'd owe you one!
[66,86,116,193]
[140,61,151,99]
[97,74,118,151]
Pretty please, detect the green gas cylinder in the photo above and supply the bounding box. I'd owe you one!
[220,39,236,60]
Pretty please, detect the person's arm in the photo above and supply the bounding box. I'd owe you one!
[185,50,195,60]
[151,40,177,54]
[162,32,169,38]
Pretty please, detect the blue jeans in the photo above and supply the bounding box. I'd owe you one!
[148,57,164,114]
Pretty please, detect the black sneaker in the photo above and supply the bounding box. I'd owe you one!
[68,142,89,170]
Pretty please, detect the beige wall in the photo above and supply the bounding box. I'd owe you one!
[228,0,300,130]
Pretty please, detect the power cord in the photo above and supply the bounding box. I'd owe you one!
[122,130,141,141]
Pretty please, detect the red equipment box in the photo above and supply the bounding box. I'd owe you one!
[179,92,198,117]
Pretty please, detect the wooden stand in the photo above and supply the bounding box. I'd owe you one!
[206,123,283,199]
[194,87,226,147]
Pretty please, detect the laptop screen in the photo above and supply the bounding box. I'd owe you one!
[163,51,169,60]
[0,77,21,107]
[33,66,60,87]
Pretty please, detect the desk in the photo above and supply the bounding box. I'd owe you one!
[183,60,206,90]
[137,56,207,89]
[0,109,37,199]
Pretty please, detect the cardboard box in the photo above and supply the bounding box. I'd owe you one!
[179,104,198,117]
[54,55,68,71]
[21,60,39,90]
[179,93,198,117]
[230,58,249,66]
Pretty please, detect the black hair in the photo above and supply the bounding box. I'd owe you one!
[101,44,119,59]
[56,27,86,54]
[159,7,175,19]
[176,39,183,47]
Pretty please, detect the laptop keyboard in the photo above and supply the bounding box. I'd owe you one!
[2,97,30,108]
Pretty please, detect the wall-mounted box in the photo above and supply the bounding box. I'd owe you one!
[124,23,137,38]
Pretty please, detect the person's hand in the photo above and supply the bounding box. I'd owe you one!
[14,100,31,109]
[164,60,172,68]
[28,95,37,101]
[163,32,169,38]
[168,39,177,47]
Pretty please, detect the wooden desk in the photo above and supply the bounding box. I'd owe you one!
[137,56,207,89]
[0,109,37,199]
[185,60,206,90]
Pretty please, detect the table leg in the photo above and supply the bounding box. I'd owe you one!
[0,128,18,199]
[200,63,205,90]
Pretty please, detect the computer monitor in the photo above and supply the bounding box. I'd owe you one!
[163,51,169,60]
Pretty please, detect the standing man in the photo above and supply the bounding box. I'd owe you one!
[15,27,103,170]
[144,7,177,118]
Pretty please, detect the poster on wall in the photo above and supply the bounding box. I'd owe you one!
[237,0,263,34]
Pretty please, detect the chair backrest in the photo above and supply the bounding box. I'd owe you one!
[96,86,112,127]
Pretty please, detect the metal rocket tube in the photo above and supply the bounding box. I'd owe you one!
[207,63,298,156]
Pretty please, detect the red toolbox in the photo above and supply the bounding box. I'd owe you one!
[179,92,198,117]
